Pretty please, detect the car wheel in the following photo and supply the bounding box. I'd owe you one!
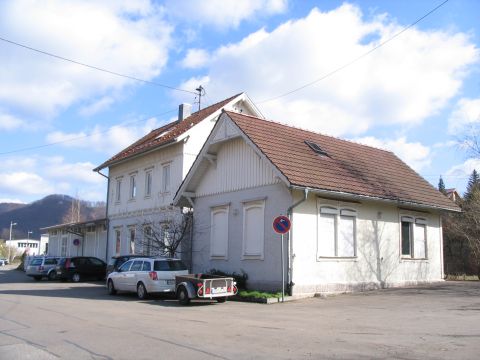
[33,276,42,281]
[72,273,81,282]
[107,279,117,295]
[177,286,190,305]
[137,282,148,300]
[48,271,57,281]
[216,297,227,303]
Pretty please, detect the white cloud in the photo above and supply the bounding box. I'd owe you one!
[178,4,479,136]
[0,198,25,204]
[43,157,103,185]
[0,1,172,116]
[448,98,480,134]
[166,0,287,29]
[0,172,54,195]
[446,158,480,178]
[354,136,431,172]
[46,117,162,155]
[0,112,26,130]
[79,96,115,117]
[181,49,210,69]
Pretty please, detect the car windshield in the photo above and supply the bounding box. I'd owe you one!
[153,260,187,271]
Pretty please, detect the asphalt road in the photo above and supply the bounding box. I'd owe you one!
[0,266,479,359]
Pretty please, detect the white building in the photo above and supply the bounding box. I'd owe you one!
[41,218,107,259]
[174,111,460,295]
[6,238,41,257]
[93,93,262,263]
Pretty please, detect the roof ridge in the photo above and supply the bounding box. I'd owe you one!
[224,111,394,154]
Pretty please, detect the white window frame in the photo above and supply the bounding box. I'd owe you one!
[129,174,137,200]
[317,205,357,259]
[210,205,229,259]
[400,215,428,260]
[242,200,265,260]
[162,164,171,193]
[145,169,152,198]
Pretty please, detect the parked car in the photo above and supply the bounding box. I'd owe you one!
[107,257,188,300]
[26,256,59,280]
[0,258,9,265]
[56,257,106,282]
[106,255,152,276]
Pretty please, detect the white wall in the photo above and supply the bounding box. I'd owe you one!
[6,239,41,257]
[291,191,444,294]
[192,183,292,290]
[46,227,107,260]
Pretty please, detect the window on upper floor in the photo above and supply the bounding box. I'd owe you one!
[130,174,137,199]
[401,216,427,259]
[317,206,357,258]
[162,164,171,193]
[115,228,121,255]
[115,179,122,202]
[242,200,265,259]
[145,169,152,197]
[210,206,229,259]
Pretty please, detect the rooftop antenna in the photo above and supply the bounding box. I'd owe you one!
[195,85,205,111]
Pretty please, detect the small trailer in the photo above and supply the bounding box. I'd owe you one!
[175,274,237,305]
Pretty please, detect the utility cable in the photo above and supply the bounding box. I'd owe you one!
[257,0,449,104]
[0,36,196,95]
[0,108,177,155]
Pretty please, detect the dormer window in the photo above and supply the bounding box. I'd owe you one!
[305,140,328,156]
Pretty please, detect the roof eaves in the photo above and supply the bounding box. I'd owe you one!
[290,185,461,212]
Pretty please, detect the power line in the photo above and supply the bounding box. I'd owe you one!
[0,108,177,156]
[257,0,449,104]
[0,36,196,95]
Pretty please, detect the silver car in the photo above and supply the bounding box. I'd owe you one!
[107,257,188,300]
[26,257,59,281]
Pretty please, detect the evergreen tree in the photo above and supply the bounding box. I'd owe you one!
[438,176,447,194]
[465,169,480,201]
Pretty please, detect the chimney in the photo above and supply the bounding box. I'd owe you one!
[178,103,192,121]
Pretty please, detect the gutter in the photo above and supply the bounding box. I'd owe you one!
[95,169,110,262]
[286,187,309,296]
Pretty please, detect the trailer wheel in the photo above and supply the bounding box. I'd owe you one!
[177,286,190,305]
[216,297,227,303]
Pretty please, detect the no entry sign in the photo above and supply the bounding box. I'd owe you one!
[273,215,291,234]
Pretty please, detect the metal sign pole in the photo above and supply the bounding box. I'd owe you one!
[281,233,285,303]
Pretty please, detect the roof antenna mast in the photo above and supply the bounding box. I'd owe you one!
[195,85,205,111]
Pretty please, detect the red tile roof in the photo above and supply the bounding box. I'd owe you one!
[94,94,242,171]
[226,111,459,211]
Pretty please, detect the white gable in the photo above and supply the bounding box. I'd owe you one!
[196,137,280,197]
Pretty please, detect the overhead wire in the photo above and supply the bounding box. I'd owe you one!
[256,0,449,104]
[0,36,196,95]
[0,108,178,156]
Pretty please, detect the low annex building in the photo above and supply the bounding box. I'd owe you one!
[174,111,460,295]
[41,218,107,259]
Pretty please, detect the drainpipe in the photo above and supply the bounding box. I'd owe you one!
[95,170,110,262]
[286,187,309,295]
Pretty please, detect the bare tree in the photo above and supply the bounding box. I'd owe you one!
[138,209,193,259]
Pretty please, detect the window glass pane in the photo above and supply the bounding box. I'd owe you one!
[338,215,355,257]
[145,171,152,196]
[162,165,170,192]
[119,260,132,272]
[414,224,426,258]
[318,213,336,257]
[129,228,135,254]
[116,180,121,201]
[31,258,42,265]
[141,261,151,271]
[131,260,142,271]
[211,209,228,257]
[401,221,411,256]
[154,260,169,271]
[89,258,103,266]
[243,204,264,256]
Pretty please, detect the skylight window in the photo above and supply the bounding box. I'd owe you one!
[305,140,328,156]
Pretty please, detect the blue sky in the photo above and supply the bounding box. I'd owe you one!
[0,0,479,204]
